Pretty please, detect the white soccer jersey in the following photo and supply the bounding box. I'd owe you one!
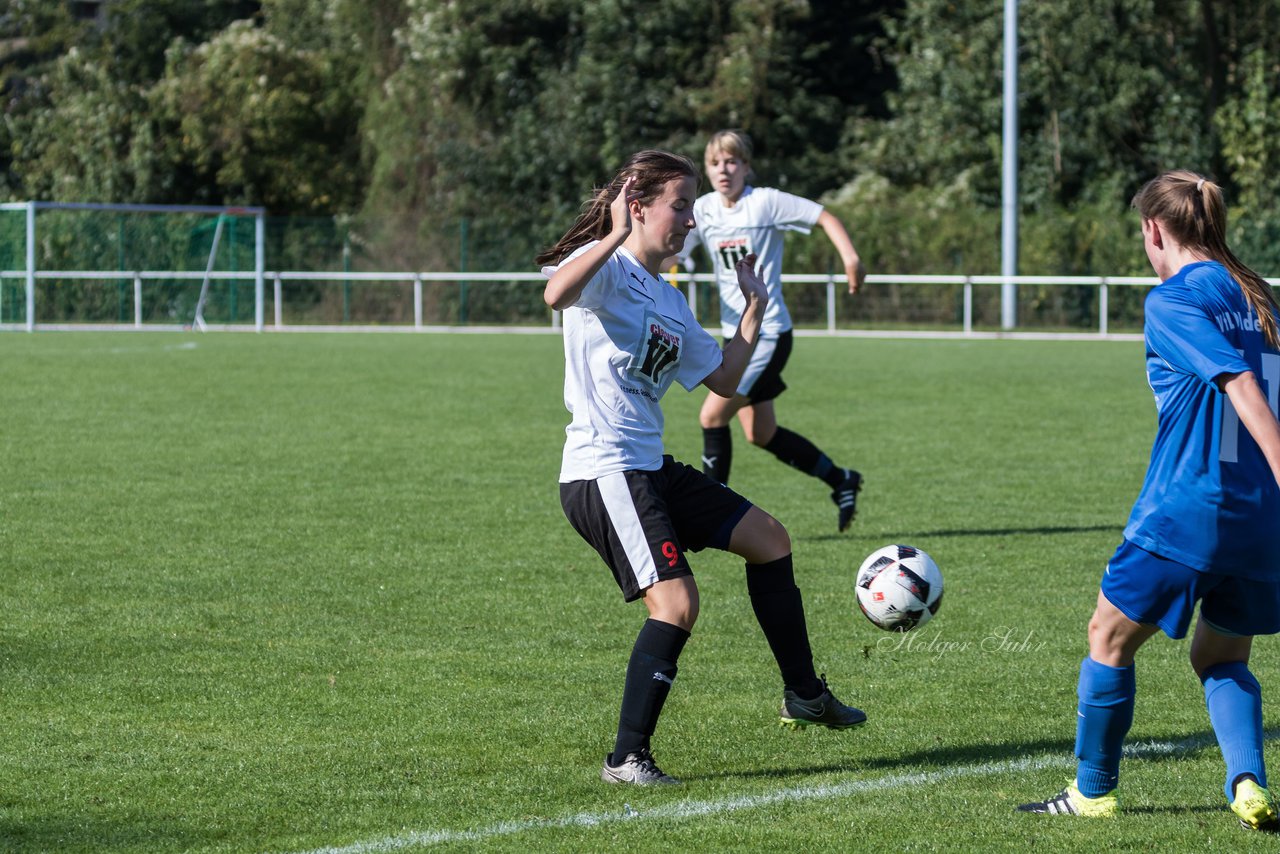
[544,242,724,481]
[679,185,823,337]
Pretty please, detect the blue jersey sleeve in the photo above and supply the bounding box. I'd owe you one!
[1145,286,1251,384]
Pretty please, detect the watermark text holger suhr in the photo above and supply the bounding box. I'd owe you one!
[875,626,1048,662]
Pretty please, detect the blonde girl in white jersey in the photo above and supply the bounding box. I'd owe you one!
[539,150,866,786]
[679,130,867,532]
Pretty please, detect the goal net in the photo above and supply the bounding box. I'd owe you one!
[0,202,265,330]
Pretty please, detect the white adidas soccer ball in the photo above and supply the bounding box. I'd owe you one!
[855,544,944,632]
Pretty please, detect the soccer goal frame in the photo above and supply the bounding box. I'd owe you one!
[0,201,266,332]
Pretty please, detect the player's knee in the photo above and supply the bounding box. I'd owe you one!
[754,511,792,556]
[656,603,698,631]
[700,396,737,429]
[1086,605,1147,667]
[1189,649,1211,681]
[1086,611,1118,658]
[1188,633,1252,680]
[678,584,701,625]
[700,402,731,429]
[1086,613,1113,655]
[727,506,791,563]
[666,595,699,631]
[646,579,700,631]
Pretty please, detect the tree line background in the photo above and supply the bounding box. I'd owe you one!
[5,0,1280,291]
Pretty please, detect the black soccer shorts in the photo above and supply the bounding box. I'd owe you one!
[559,455,753,601]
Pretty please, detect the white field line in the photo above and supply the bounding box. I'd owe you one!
[285,732,1241,854]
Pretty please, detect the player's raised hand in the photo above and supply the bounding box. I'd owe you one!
[609,176,638,240]
[735,253,768,309]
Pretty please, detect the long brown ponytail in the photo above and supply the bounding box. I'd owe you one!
[535,150,698,267]
[1131,170,1280,349]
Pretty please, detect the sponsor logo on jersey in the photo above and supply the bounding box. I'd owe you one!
[715,237,751,270]
[627,310,682,390]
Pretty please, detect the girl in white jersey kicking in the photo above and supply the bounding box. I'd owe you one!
[538,150,865,786]
[677,130,868,532]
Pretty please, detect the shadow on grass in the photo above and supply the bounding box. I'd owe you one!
[0,816,207,853]
[1124,804,1226,816]
[804,524,1122,543]
[681,726,1280,784]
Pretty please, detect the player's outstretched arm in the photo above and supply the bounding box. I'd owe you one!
[703,254,768,396]
[1220,370,1280,488]
[544,177,637,311]
[817,209,865,294]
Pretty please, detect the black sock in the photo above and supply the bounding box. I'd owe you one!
[763,427,845,488]
[611,619,691,765]
[745,555,822,698]
[702,426,732,484]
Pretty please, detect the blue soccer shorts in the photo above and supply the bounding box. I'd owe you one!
[1101,539,1280,639]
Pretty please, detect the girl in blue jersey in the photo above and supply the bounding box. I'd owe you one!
[1020,171,1280,831]
[537,150,866,787]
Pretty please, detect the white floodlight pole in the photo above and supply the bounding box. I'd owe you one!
[25,201,36,331]
[1001,0,1019,330]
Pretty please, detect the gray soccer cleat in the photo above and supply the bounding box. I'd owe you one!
[600,748,680,785]
[779,677,867,730]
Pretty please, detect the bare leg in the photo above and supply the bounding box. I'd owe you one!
[736,399,777,447]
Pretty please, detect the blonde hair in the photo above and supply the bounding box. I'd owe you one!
[703,129,758,185]
[1132,170,1280,349]
[705,129,753,164]
[535,150,698,267]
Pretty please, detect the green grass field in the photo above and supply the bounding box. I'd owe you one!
[2,331,1276,852]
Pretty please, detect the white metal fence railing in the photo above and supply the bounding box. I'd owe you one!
[0,269,1167,336]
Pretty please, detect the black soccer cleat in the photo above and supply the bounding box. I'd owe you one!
[779,676,867,730]
[831,470,863,532]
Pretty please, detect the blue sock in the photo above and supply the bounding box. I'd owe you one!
[1202,661,1267,802]
[1074,657,1135,798]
